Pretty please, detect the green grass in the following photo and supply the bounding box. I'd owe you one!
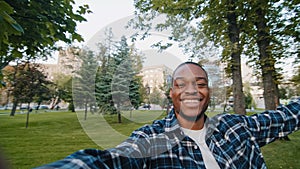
[261,132,300,169]
[0,110,299,169]
[0,111,100,169]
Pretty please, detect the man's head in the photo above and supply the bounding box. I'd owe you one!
[170,62,210,123]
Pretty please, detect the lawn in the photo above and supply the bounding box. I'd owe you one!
[0,110,299,169]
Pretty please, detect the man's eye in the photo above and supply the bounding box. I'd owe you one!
[197,83,207,87]
[176,83,185,88]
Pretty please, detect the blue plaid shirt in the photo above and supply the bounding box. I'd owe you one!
[36,99,300,169]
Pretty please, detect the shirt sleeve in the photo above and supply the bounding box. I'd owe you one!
[34,131,150,169]
[244,98,300,147]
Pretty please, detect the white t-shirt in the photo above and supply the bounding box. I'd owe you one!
[181,126,220,169]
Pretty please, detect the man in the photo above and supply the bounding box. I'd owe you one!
[36,62,300,169]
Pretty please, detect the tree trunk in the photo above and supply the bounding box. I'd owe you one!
[84,101,88,120]
[254,5,279,110]
[25,103,31,128]
[226,1,246,115]
[231,54,246,115]
[10,100,18,116]
[118,110,122,123]
[117,103,122,123]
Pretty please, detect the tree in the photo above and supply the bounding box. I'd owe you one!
[149,86,164,107]
[32,67,53,110]
[244,82,254,109]
[244,0,299,109]
[159,74,172,113]
[53,74,74,112]
[132,0,246,114]
[0,0,91,72]
[278,87,288,100]
[129,75,144,110]
[95,33,144,123]
[111,36,142,123]
[132,0,299,113]
[73,49,98,120]
[95,28,116,114]
[5,62,51,128]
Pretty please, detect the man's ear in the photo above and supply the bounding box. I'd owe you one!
[169,88,173,98]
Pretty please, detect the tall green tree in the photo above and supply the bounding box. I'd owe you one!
[95,34,143,123]
[243,0,299,109]
[0,0,91,71]
[73,49,98,120]
[95,28,116,114]
[111,36,142,123]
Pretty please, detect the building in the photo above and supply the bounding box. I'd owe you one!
[139,65,173,94]
[42,47,82,81]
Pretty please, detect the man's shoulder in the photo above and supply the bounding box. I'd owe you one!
[135,118,168,135]
[132,112,176,137]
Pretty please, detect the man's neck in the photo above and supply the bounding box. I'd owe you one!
[176,113,205,130]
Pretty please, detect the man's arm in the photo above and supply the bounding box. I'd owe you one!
[245,98,300,146]
[34,128,152,169]
[35,148,147,169]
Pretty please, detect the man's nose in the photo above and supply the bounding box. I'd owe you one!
[185,83,197,94]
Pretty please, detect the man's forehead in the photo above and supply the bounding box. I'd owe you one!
[173,64,207,77]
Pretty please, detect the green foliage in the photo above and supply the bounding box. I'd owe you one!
[53,74,74,111]
[0,0,91,70]
[244,82,254,109]
[278,87,288,100]
[149,86,164,106]
[130,76,144,109]
[73,49,98,115]
[95,32,144,115]
[132,0,299,111]
[4,62,52,115]
[290,66,300,95]
[0,1,24,47]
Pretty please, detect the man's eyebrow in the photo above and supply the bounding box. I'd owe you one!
[174,77,208,81]
[195,77,208,82]
[174,77,184,81]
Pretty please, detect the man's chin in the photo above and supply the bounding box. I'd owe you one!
[176,106,208,122]
[178,110,204,122]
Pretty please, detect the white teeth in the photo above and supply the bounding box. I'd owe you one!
[182,100,200,103]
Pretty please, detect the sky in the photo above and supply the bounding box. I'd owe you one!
[46,0,136,63]
[51,0,186,69]
[75,0,135,43]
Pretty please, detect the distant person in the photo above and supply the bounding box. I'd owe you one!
[35,62,300,169]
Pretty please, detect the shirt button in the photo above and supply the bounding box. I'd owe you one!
[194,145,198,149]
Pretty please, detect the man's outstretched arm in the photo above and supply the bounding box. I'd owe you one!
[35,148,147,169]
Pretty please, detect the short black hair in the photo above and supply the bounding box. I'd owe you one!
[171,61,209,86]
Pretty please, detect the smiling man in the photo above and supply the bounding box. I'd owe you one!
[170,62,210,130]
[36,62,300,169]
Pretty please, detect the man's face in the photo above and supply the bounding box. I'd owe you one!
[170,64,210,122]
